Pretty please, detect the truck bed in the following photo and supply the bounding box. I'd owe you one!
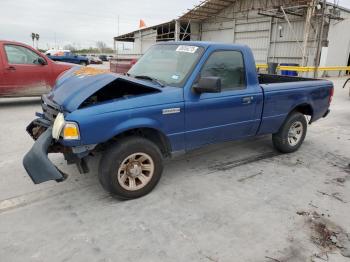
[257,74,333,136]
[258,73,316,84]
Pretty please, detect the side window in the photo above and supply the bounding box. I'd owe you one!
[201,51,246,91]
[4,45,41,65]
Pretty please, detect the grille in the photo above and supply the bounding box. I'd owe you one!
[41,95,61,123]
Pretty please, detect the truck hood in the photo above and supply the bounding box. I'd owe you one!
[48,67,164,112]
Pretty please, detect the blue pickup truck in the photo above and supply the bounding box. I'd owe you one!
[46,51,89,66]
[23,42,334,199]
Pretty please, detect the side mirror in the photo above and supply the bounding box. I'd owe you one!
[37,57,47,65]
[193,76,221,94]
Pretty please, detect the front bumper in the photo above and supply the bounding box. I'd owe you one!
[23,127,67,184]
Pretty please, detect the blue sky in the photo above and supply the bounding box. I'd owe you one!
[1,0,349,50]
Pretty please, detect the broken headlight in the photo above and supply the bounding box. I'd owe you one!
[52,113,80,140]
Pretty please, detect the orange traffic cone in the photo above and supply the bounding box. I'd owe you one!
[139,19,146,28]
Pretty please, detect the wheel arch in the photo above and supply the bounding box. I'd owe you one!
[289,103,314,123]
[103,126,172,157]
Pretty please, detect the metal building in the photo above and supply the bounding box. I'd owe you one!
[113,0,350,76]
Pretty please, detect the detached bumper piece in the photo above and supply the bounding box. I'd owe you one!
[23,127,67,184]
[323,109,330,118]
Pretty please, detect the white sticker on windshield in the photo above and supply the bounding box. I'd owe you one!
[171,74,180,80]
[176,45,198,53]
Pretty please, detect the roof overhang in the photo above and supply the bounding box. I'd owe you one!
[114,20,176,42]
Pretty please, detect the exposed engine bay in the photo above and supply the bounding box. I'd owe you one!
[79,78,161,108]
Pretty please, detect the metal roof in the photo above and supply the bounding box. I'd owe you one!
[179,0,236,21]
[179,0,311,21]
[114,0,350,40]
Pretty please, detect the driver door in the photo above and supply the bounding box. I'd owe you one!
[184,50,261,150]
[1,44,51,96]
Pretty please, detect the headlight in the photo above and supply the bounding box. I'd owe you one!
[52,113,65,139]
[62,122,80,140]
[52,113,80,140]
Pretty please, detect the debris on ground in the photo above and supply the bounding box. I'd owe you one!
[237,171,263,182]
[317,191,347,203]
[336,177,346,183]
[265,256,282,262]
[297,211,350,258]
[311,252,329,262]
[296,211,310,216]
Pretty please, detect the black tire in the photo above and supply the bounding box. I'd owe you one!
[272,112,307,153]
[98,136,163,199]
[80,61,87,66]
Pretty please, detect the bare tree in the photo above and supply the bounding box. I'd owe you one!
[63,44,76,52]
[96,41,107,53]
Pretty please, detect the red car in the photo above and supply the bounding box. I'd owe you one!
[0,40,74,97]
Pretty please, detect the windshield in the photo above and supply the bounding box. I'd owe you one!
[128,44,204,87]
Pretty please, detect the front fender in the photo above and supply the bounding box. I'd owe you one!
[111,117,164,137]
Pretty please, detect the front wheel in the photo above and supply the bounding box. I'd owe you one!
[98,137,163,199]
[80,61,87,66]
[272,112,307,153]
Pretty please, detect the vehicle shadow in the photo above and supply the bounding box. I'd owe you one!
[83,135,277,201]
[0,97,41,108]
[163,135,276,181]
[0,135,277,212]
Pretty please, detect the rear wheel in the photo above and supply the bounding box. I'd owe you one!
[272,112,307,153]
[80,61,87,66]
[98,137,163,199]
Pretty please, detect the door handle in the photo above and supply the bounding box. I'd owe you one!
[242,96,254,104]
[6,66,16,71]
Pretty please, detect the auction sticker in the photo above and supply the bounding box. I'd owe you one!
[176,45,198,53]
[171,74,180,80]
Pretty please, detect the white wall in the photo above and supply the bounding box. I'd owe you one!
[133,29,157,55]
[201,21,235,43]
[325,18,350,76]
[190,22,201,41]
[234,17,271,64]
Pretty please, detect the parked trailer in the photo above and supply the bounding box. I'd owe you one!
[110,58,137,74]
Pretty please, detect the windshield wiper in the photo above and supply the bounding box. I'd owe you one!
[133,75,165,87]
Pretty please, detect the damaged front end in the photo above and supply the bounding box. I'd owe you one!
[23,67,162,184]
[24,94,92,184]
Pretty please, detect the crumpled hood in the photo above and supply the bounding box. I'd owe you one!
[48,67,163,112]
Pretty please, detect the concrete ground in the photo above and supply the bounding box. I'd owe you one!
[0,77,349,262]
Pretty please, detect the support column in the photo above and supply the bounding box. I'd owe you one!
[175,20,180,41]
[301,0,316,66]
[314,0,326,78]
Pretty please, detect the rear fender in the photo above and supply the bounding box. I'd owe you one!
[289,102,314,123]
